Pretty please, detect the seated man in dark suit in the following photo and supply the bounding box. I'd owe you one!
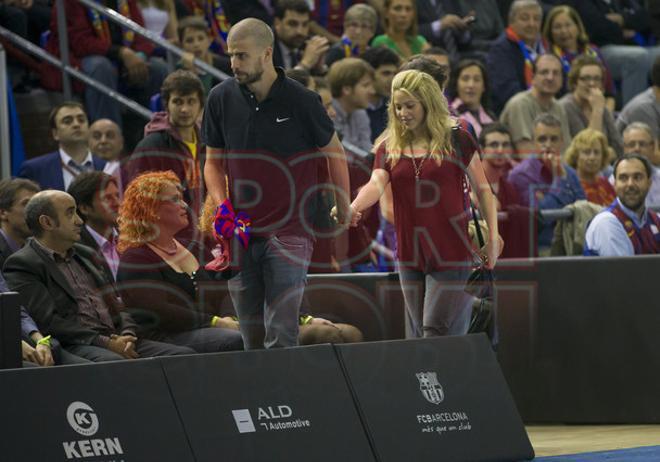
[0,178,40,267]
[18,102,106,191]
[272,0,329,75]
[67,171,120,281]
[4,190,195,362]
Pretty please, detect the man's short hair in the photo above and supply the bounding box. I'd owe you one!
[178,15,209,43]
[566,54,604,91]
[532,53,562,75]
[344,4,377,31]
[508,0,542,24]
[533,113,562,130]
[67,171,117,221]
[423,46,449,57]
[24,193,58,238]
[400,55,448,89]
[326,57,374,98]
[613,153,653,179]
[623,121,655,140]
[478,122,512,148]
[48,101,85,131]
[0,178,40,212]
[652,55,660,87]
[286,67,312,87]
[361,46,401,70]
[227,18,274,49]
[274,0,310,19]
[161,69,205,106]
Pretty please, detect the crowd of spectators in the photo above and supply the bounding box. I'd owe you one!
[2,0,660,365]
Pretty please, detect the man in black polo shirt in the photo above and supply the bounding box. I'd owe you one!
[202,18,350,350]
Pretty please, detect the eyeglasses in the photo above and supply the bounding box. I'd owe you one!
[624,140,652,149]
[578,75,602,83]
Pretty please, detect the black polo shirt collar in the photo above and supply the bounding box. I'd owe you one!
[238,67,287,106]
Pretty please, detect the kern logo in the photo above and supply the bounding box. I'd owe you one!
[66,402,99,436]
[232,409,257,433]
[416,372,445,405]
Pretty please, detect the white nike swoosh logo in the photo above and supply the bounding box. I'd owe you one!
[276,117,290,123]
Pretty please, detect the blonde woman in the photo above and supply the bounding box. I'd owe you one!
[564,128,616,206]
[350,69,500,337]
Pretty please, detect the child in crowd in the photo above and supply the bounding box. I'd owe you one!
[178,15,231,95]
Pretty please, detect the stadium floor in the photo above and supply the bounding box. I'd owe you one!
[527,425,660,457]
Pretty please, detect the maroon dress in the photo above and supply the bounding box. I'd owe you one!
[374,128,479,272]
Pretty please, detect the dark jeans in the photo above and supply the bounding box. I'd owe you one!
[80,55,169,127]
[67,338,194,362]
[161,327,244,353]
[229,235,313,349]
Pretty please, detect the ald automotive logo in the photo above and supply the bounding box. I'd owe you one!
[232,405,311,433]
[63,401,125,460]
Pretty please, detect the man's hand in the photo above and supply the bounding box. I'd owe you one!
[542,149,565,178]
[300,35,330,70]
[107,335,139,359]
[181,51,196,71]
[310,317,336,327]
[120,48,149,85]
[35,343,55,366]
[22,340,40,364]
[605,13,625,27]
[214,316,240,330]
[440,14,470,32]
[331,204,359,227]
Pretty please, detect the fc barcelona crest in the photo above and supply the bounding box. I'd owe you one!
[416,372,444,405]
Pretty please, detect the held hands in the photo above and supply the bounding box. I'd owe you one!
[108,334,139,359]
[21,341,55,366]
[331,204,361,227]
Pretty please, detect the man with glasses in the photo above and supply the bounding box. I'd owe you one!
[500,54,572,159]
[478,123,533,257]
[325,4,377,67]
[622,122,660,208]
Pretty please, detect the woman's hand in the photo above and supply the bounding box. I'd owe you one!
[481,235,503,269]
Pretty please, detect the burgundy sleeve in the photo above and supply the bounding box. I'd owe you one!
[373,141,390,173]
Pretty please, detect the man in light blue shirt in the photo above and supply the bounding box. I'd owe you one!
[585,155,660,256]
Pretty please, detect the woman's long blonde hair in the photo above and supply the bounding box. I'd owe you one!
[378,69,454,167]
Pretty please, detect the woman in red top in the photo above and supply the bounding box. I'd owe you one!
[350,69,500,337]
[565,128,616,206]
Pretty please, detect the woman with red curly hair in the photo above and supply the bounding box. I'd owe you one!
[116,170,243,352]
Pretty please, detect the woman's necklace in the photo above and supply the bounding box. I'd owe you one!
[149,239,178,256]
[409,142,430,181]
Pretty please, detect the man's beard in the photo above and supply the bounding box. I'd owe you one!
[235,67,264,85]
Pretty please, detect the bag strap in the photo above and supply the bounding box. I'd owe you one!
[451,126,486,250]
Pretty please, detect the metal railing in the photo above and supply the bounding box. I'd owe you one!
[0,44,10,177]
[0,26,154,120]
[0,0,230,123]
